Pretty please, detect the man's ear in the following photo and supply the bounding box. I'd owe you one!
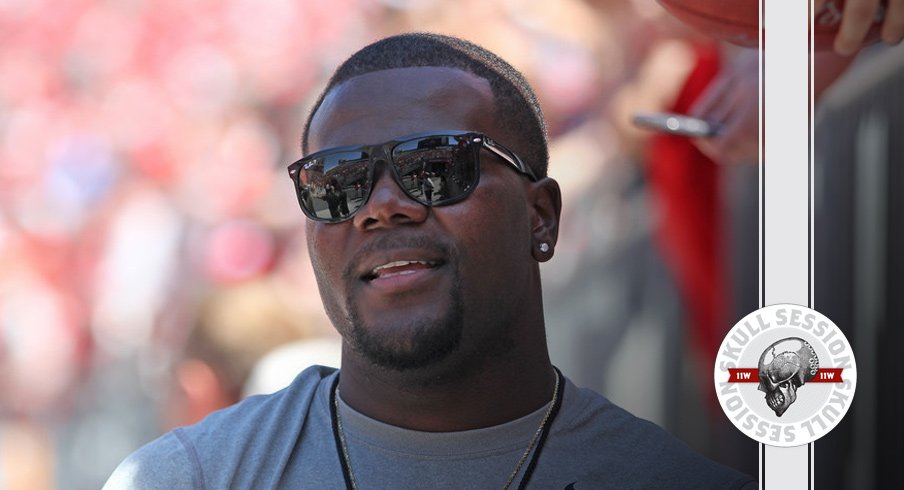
[527,177,562,262]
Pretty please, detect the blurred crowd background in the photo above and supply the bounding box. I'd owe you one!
[0,0,900,488]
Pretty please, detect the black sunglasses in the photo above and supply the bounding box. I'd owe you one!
[287,130,537,223]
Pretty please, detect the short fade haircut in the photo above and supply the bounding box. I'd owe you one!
[302,32,549,178]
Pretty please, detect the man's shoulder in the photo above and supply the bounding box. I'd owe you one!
[103,431,195,490]
[552,381,756,489]
[104,365,338,489]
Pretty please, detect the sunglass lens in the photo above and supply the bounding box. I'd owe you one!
[296,150,370,222]
[392,134,478,205]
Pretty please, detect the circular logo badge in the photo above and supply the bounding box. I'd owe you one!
[713,304,857,447]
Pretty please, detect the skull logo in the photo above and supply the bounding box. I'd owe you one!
[757,337,819,417]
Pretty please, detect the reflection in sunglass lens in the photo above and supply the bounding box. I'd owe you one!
[393,135,478,205]
[297,150,370,221]
[291,133,489,223]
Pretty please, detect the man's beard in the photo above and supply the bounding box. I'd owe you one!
[345,274,464,371]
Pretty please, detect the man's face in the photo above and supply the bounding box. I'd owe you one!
[305,67,541,372]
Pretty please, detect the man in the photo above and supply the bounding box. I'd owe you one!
[105,33,755,489]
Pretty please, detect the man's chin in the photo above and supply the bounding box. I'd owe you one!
[347,319,462,371]
[342,264,465,371]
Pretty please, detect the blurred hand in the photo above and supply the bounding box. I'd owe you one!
[816,0,904,56]
[688,50,759,165]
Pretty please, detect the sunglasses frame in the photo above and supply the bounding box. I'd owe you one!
[287,130,537,223]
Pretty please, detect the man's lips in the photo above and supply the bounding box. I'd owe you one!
[365,260,440,281]
[345,236,452,287]
[358,258,445,294]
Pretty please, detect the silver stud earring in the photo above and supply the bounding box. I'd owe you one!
[539,243,550,253]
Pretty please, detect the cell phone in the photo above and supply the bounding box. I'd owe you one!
[632,112,721,138]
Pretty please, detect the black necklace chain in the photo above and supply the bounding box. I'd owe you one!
[329,367,565,490]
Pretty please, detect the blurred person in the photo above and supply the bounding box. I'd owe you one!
[646,2,904,488]
[0,3,377,489]
[164,281,308,429]
[607,0,900,447]
[631,0,904,355]
[105,33,755,489]
[691,41,904,490]
[608,6,729,386]
[603,5,752,475]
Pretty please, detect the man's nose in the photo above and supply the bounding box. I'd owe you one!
[352,161,428,229]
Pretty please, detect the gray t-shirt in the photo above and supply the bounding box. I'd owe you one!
[105,366,755,489]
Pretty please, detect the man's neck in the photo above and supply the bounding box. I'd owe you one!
[337,341,556,432]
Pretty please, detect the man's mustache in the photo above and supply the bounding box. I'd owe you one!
[342,233,455,282]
